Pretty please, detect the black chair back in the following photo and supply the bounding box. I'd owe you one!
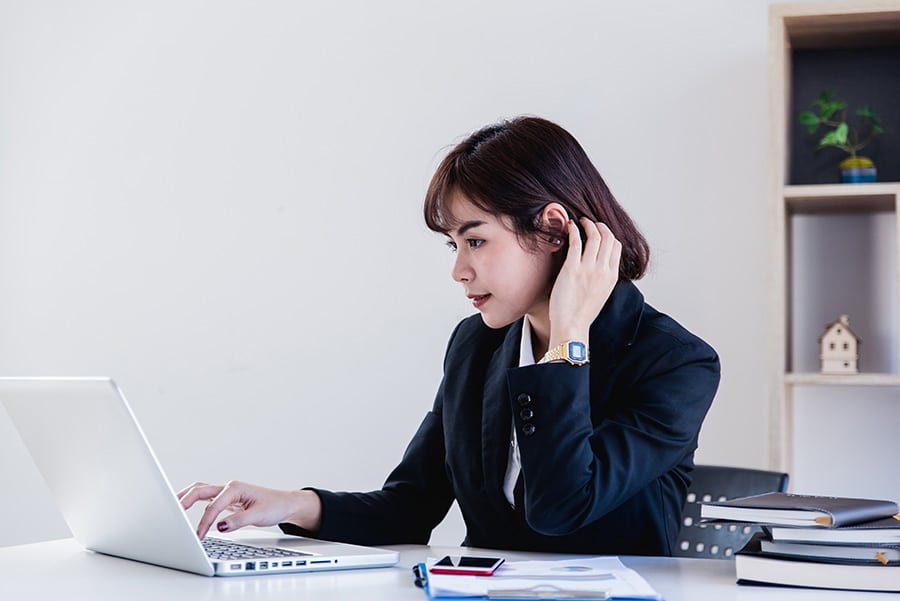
[674,464,788,559]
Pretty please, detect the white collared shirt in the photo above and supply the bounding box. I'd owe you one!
[502,317,536,506]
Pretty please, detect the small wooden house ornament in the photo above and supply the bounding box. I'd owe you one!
[819,314,860,374]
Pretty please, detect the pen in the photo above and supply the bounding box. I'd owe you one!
[412,563,428,589]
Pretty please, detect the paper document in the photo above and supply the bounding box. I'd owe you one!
[424,556,661,599]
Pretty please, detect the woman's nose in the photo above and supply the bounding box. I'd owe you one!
[451,253,472,283]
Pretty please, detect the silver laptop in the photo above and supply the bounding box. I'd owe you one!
[0,377,399,576]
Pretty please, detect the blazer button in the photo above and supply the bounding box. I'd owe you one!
[522,423,536,437]
[517,393,532,406]
[520,408,534,421]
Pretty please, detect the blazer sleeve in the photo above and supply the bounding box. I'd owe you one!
[507,337,719,536]
[279,329,461,546]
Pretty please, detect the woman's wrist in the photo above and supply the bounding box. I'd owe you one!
[284,489,323,533]
[547,328,590,353]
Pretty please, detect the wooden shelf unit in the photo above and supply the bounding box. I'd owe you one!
[768,2,900,475]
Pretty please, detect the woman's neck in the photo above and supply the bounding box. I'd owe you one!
[526,312,551,362]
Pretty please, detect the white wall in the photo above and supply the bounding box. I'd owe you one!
[0,0,818,548]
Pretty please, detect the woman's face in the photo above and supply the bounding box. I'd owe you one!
[444,193,557,329]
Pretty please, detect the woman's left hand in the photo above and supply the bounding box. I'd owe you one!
[547,217,622,349]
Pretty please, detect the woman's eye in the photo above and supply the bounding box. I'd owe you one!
[467,239,484,249]
[445,240,458,252]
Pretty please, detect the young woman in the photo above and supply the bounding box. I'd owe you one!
[179,116,720,556]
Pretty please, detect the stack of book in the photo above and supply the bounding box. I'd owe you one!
[700,492,900,593]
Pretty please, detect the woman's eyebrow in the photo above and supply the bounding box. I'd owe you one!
[455,220,486,236]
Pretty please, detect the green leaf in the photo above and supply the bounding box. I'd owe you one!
[857,106,884,136]
[835,122,849,144]
[821,100,847,120]
[856,106,875,118]
[819,130,840,147]
[799,111,819,134]
[799,111,818,124]
[814,91,833,107]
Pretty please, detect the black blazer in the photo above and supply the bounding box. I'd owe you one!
[282,281,720,555]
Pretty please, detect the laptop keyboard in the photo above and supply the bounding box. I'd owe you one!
[202,537,312,561]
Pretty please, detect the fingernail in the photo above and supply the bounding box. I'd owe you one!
[217,521,229,532]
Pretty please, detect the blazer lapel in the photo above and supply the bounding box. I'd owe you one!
[481,319,522,511]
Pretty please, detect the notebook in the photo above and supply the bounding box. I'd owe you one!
[0,377,399,576]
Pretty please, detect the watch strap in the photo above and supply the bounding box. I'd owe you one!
[539,340,589,365]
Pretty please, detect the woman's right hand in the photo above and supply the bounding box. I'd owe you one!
[546,217,622,350]
[177,480,322,540]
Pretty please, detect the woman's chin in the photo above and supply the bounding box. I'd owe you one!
[479,312,517,330]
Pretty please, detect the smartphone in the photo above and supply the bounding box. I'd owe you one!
[429,555,505,576]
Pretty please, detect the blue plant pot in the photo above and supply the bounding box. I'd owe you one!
[840,157,877,183]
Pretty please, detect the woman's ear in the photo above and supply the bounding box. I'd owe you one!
[539,202,569,251]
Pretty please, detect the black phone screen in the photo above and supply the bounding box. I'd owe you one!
[435,556,501,568]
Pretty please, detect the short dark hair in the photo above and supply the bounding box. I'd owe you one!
[424,116,649,280]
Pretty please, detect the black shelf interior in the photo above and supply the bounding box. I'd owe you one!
[790,46,900,185]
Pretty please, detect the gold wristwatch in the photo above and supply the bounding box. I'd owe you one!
[539,340,589,366]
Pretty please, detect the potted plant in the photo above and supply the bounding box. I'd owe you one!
[799,91,884,183]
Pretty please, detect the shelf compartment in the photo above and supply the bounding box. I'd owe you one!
[788,209,898,375]
[786,28,900,185]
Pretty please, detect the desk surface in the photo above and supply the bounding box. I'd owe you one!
[0,536,888,600]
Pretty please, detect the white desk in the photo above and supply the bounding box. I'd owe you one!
[0,537,888,600]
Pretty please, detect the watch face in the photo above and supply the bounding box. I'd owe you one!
[568,341,587,362]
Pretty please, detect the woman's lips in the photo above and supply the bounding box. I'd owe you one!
[470,293,491,309]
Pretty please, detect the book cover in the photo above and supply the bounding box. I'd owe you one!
[767,514,900,545]
[736,536,900,593]
[700,492,899,527]
[760,538,900,565]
